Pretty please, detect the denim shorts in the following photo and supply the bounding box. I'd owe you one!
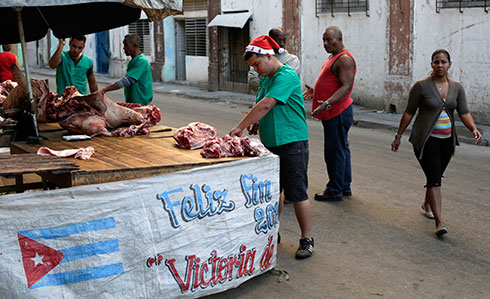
[268,140,309,202]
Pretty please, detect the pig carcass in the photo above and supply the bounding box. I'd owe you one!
[57,91,161,137]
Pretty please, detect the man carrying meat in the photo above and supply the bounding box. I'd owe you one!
[49,36,98,95]
[97,34,153,106]
[229,36,313,259]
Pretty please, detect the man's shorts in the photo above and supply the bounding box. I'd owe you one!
[268,140,309,202]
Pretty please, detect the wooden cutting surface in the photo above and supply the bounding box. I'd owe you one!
[10,125,244,187]
[0,154,79,176]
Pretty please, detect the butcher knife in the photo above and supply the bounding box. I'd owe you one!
[150,127,173,133]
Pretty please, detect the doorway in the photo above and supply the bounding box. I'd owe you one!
[96,31,110,74]
[218,24,250,93]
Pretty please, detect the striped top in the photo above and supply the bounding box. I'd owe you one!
[431,97,452,138]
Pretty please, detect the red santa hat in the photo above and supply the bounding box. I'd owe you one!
[245,35,280,55]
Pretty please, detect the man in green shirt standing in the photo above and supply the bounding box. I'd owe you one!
[49,36,98,95]
[230,36,313,259]
[97,34,153,105]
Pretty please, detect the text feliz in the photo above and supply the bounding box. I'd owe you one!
[156,174,279,235]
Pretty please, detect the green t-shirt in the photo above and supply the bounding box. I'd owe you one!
[56,51,93,95]
[124,54,153,106]
[256,64,308,147]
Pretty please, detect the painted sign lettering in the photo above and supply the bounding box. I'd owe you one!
[157,184,234,228]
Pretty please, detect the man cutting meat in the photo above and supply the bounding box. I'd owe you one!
[97,34,153,106]
[49,36,98,95]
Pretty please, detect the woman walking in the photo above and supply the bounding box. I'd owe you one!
[391,49,482,236]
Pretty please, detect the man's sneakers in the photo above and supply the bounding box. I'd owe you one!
[295,237,314,259]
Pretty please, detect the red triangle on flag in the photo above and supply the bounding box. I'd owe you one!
[18,233,65,288]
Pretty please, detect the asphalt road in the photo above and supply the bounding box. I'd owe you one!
[48,80,490,298]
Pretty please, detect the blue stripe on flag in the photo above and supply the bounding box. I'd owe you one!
[59,239,120,264]
[30,263,124,289]
[18,217,116,241]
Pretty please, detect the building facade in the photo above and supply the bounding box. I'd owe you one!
[29,1,490,124]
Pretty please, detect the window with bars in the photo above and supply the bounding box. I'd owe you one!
[183,0,208,11]
[316,0,370,16]
[128,20,151,55]
[185,18,207,56]
[436,0,489,12]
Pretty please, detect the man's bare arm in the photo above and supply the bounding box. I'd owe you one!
[48,39,65,69]
[88,74,98,93]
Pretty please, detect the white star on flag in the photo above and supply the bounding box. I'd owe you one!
[31,252,44,267]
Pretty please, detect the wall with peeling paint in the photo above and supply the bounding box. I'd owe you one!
[413,2,490,125]
[109,27,132,78]
[301,1,388,109]
[221,0,283,38]
[185,56,209,82]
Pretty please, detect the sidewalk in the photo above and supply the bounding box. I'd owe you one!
[30,66,489,146]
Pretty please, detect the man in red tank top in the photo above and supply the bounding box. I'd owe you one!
[0,44,20,82]
[304,26,356,201]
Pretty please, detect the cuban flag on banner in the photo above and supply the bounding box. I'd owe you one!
[17,217,124,289]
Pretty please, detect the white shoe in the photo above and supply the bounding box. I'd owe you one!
[421,205,434,219]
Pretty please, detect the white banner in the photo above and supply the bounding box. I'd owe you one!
[0,155,280,298]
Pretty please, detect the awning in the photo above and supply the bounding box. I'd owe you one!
[207,11,252,29]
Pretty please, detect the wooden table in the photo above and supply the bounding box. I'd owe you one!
[0,154,80,193]
[10,125,243,188]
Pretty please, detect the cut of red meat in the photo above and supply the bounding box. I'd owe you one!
[201,135,270,158]
[111,122,150,137]
[200,135,244,158]
[239,137,270,157]
[37,146,95,160]
[173,122,219,149]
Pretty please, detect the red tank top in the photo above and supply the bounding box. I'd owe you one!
[312,50,356,120]
[0,52,17,82]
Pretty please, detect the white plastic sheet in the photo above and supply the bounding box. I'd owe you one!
[0,155,279,298]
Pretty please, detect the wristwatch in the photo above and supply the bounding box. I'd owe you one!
[395,134,402,139]
[324,101,332,110]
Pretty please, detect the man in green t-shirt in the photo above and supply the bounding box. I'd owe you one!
[230,35,313,259]
[97,34,153,106]
[49,36,98,95]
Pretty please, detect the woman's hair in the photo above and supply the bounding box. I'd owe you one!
[431,49,451,63]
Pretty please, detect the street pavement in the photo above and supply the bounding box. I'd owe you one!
[29,67,490,298]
